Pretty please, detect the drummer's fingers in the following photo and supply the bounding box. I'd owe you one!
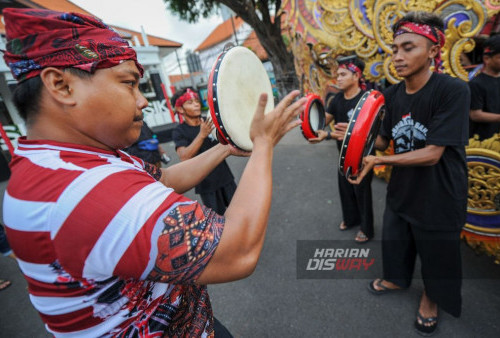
[347,170,365,184]
[275,90,301,113]
[283,97,307,122]
[254,93,269,120]
[283,119,302,134]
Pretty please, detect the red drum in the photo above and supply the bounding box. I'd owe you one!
[339,90,385,177]
[208,46,274,151]
[300,94,326,140]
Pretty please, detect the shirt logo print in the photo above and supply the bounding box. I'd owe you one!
[392,112,428,153]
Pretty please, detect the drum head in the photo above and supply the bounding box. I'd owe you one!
[300,94,325,140]
[208,46,274,151]
[339,90,385,177]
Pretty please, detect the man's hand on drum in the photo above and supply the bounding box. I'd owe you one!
[226,145,251,157]
[199,118,214,138]
[308,129,328,144]
[347,155,378,185]
[250,90,307,147]
[331,122,348,141]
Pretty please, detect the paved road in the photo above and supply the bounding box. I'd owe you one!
[1,128,499,337]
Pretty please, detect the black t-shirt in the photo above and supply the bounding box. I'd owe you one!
[468,72,500,139]
[172,123,234,194]
[380,73,469,231]
[124,122,161,164]
[326,90,366,150]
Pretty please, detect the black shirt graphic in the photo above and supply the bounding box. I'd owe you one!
[380,73,470,231]
[327,90,366,151]
[172,123,234,194]
[468,72,500,139]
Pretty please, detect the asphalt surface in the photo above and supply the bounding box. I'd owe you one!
[0,128,499,337]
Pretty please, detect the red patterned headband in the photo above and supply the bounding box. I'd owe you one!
[339,62,367,90]
[175,89,199,108]
[394,22,445,72]
[2,8,143,82]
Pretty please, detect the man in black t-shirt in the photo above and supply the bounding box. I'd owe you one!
[469,34,500,139]
[172,89,236,214]
[350,12,469,336]
[309,58,374,243]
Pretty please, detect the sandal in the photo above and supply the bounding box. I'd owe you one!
[355,231,370,243]
[415,311,438,336]
[0,279,11,291]
[367,279,404,295]
[339,221,348,231]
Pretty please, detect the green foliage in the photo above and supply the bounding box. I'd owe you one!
[164,0,281,23]
[163,0,219,23]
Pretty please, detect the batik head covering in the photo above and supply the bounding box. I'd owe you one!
[393,21,446,72]
[174,89,199,108]
[2,8,143,82]
[338,62,367,90]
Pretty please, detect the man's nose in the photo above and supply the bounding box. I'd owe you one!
[137,91,149,110]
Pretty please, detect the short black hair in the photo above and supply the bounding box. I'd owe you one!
[392,11,445,40]
[483,34,500,56]
[13,67,93,122]
[339,57,365,73]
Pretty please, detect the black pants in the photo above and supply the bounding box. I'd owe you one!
[382,204,462,317]
[200,181,237,215]
[337,170,374,238]
[214,317,233,337]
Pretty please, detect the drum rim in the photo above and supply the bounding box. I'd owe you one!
[338,90,385,177]
[208,46,273,151]
[301,94,325,140]
[208,49,232,148]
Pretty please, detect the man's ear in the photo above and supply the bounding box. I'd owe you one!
[429,44,440,60]
[39,67,77,106]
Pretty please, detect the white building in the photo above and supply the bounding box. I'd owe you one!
[0,0,183,153]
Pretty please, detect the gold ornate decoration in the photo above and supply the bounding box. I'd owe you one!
[280,0,500,95]
[463,134,500,263]
[281,0,500,263]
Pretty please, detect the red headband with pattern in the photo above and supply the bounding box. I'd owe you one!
[394,22,446,72]
[339,62,367,90]
[175,89,199,108]
[2,8,143,82]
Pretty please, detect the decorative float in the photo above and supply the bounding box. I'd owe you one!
[280,0,500,262]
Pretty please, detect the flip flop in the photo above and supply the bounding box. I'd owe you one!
[355,231,370,243]
[414,311,438,336]
[0,279,11,291]
[367,279,404,295]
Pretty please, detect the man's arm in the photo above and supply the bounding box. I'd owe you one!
[160,143,245,194]
[470,109,500,123]
[348,144,445,184]
[374,135,389,151]
[196,91,306,284]
[325,112,334,125]
[176,119,214,161]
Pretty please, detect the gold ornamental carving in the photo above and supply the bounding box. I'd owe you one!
[280,0,500,95]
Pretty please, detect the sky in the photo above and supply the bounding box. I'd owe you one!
[71,0,223,73]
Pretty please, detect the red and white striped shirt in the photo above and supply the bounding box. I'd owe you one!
[3,137,224,337]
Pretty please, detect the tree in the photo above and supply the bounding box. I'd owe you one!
[163,0,298,99]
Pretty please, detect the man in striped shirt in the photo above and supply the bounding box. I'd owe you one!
[2,8,306,337]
